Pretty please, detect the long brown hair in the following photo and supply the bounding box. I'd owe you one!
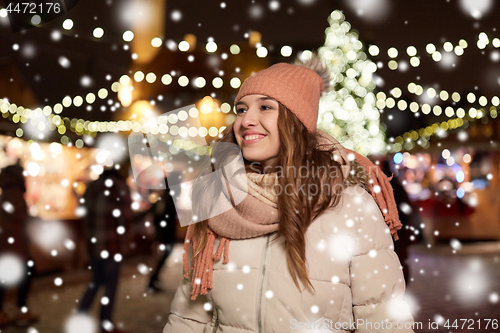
[189,103,346,292]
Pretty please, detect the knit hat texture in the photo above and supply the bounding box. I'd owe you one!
[235,59,330,132]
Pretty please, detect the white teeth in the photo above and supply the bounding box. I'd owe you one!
[244,135,264,140]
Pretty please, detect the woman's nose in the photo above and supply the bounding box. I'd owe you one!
[241,108,259,128]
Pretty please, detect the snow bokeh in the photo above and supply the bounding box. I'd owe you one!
[458,0,493,19]
[64,313,97,333]
[27,219,69,251]
[342,0,392,23]
[453,258,489,304]
[0,254,25,286]
[96,133,128,165]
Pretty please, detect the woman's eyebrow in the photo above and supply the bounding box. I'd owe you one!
[235,101,247,107]
[259,97,277,102]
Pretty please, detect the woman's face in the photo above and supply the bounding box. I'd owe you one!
[233,94,280,169]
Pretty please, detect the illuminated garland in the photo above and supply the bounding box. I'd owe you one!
[376,92,499,119]
[388,117,467,153]
[0,70,243,120]
[2,73,497,153]
[381,94,498,153]
[369,32,499,65]
[0,95,229,151]
[371,32,500,106]
[378,84,500,114]
[387,103,499,153]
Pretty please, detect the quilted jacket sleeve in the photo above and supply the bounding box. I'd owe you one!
[163,244,213,333]
[350,192,415,333]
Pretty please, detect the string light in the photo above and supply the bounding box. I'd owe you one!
[380,92,495,121]
[388,117,467,153]
[281,46,292,57]
[62,19,73,30]
[122,30,134,42]
[387,104,498,153]
[377,81,500,112]
[151,37,163,48]
[369,33,500,74]
[93,27,104,39]
[4,74,496,152]
[0,97,226,143]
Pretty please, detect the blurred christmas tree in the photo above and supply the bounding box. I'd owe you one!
[313,10,385,156]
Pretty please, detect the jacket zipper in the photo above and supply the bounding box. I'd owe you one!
[257,234,271,333]
[212,310,219,333]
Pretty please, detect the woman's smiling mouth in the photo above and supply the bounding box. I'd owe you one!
[242,133,267,144]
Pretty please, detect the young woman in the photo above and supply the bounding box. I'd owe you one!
[164,57,415,333]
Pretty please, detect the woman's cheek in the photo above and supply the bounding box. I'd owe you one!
[272,136,281,155]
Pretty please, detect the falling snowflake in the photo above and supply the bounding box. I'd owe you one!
[248,4,264,20]
[2,201,14,213]
[137,263,149,275]
[21,43,36,59]
[453,259,489,304]
[80,75,94,87]
[450,239,462,251]
[269,1,280,11]
[171,10,182,22]
[386,299,414,321]
[58,56,71,68]
[399,202,412,215]
[459,0,493,19]
[434,314,445,325]
[64,239,76,250]
[342,0,392,23]
[0,254,25,286]
[297,0,316,6]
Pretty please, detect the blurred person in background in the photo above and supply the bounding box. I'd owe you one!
[77,161,134,333]
[381,159,423,285]
[0,161,39,328]
[146,172,180,293]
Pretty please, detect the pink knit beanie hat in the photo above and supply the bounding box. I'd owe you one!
[234,57,331,132]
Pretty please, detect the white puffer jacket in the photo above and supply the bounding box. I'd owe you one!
[164,185,415,333]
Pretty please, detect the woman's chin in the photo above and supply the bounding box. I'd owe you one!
[242,153,279,170]
[242,151,264,164]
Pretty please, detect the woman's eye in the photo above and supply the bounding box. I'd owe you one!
[261,105,273,110]
[236,108,246,114]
